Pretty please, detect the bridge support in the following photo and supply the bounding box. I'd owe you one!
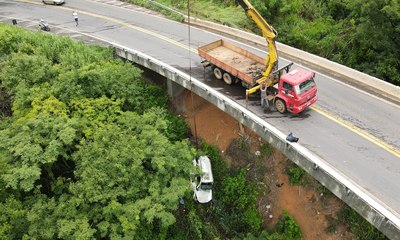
[167,78,185,99]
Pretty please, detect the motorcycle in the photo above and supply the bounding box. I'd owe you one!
[39,19,50,32]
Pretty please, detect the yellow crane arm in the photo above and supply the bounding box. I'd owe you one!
[236,0,278,95]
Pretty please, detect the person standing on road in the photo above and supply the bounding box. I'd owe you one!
[73,11,78,26]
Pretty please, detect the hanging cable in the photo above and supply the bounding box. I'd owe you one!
[187,0,198,148]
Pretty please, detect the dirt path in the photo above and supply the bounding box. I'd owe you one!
[176,90,350,239]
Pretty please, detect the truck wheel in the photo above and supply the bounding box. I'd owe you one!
[223,72,233,85]
[275,99,286,114]
[213,67,223,80]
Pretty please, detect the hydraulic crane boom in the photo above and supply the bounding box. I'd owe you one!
[236,0,279,95]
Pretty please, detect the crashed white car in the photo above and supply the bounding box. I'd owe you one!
[191,156,213,203]
[42,0,65,5]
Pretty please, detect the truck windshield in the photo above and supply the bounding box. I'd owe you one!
[200,182,213,190]
[295,78,316,95]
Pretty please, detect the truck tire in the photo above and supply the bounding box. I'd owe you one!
[223,72,233,85]
[213,67,223,80]
[275,99,286,114]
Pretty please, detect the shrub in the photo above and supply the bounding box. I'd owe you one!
[337,206,388,240]
[260,143,274,156]
[284,163,306,185]
[274,210,302,240]
[243,205,263,233]
[165,113,190,142]
[220,169,258,209]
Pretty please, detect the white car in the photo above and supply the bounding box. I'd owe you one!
[42,0,65,5]
[191,156,213,203]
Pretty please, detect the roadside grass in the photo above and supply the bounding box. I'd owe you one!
[188,1,249,28]
[125,0,185,21]
[126,0,251,29]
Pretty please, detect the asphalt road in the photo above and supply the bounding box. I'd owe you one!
[1,0,400,218]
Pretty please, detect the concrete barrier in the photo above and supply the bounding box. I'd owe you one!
[113,42,400,240]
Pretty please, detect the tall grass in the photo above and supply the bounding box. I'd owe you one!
[126,0,250,29]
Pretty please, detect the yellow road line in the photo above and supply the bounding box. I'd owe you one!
[311,105,400,158]
[18,0,400,159]
[18,0,198,53]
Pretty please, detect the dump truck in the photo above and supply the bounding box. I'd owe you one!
[198,0,317,114]
[198,39,266,87]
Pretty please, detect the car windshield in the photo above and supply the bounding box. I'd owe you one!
[200,182,213,190]
[295,78,316,95]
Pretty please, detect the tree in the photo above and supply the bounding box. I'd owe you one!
[0,96,78,192]
[69,109,194,238]
[337,0,400,85]
[0,24,196,239]
[0,197,28,239]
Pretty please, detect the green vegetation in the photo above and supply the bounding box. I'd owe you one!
[243,210,302,240]
[260,142,274,156]
[0,24,302,239]
[0,23,195,239]
[284,162,307,185]
[272,210,302,240]
[337,206,388,240]
[127,0,400,86]
[219,168,262,233]
[126,0,185,22]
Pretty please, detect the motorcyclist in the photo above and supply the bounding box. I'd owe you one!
[39,18,50,31]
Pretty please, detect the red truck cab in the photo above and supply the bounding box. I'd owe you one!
[275,68,318,114]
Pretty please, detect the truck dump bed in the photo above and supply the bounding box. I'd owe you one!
[198,40,265,86]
